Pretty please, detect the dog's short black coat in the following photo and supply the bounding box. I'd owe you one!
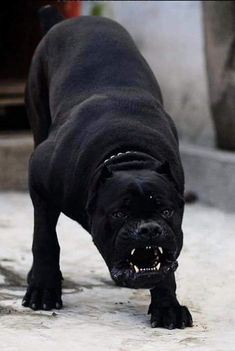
[22,8,192,329]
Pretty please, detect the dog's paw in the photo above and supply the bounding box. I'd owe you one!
[150,304,193,329]
[22,284,63,311]
[22,267,63,311]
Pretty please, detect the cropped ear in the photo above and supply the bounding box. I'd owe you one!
[85,164,113,217]
[155,161,184,208]
[156,160,171,176]
[101,164,113,182]
[155,161,177,188]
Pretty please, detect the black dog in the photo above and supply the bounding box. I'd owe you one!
[22,7,192,329]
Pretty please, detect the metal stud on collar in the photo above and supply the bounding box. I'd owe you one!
[103,150,136,165]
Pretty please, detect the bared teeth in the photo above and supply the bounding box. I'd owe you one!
[130,245,164,273]
[138,267,160,272]
[134,265,139,273]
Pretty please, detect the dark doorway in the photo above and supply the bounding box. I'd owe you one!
[0,1,68,131]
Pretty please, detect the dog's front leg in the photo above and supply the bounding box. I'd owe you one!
[22,188,63,310]
[148,273,193,329]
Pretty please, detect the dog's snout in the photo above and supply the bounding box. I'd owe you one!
[138,222,162,241]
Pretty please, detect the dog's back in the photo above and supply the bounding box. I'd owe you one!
[26,13,162,146]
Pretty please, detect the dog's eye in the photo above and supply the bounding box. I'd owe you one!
[161,209,174,219]
[112,210,128,219]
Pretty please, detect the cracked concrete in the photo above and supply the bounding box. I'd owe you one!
[0,192,234,350]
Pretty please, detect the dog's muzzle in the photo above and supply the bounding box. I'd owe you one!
[110,221,179,289]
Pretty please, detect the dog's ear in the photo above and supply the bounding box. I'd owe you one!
[85,164,113,218]
[155,161,176,186]
[101,164,113,183]
[155,161,184,208]
[156,160,171,176]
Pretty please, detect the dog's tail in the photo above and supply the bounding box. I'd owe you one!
[38,5,64,35]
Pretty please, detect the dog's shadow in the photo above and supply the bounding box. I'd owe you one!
[0,265,149,326]
[62,275,150,326]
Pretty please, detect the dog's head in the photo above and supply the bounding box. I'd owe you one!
[86,152,184,289]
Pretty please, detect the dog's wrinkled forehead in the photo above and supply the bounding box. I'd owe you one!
[96,169,176,209]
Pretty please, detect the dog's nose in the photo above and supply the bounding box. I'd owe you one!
[137,222,162,241]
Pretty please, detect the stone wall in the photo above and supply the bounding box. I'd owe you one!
[83,1,215,146]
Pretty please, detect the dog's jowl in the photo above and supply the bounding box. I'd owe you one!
[22,7,193,329]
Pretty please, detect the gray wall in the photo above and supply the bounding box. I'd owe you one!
[83,1,215,146]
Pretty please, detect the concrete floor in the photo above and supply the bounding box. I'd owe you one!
[0,192,234,351]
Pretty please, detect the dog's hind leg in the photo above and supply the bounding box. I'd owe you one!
[25,49,51,149]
